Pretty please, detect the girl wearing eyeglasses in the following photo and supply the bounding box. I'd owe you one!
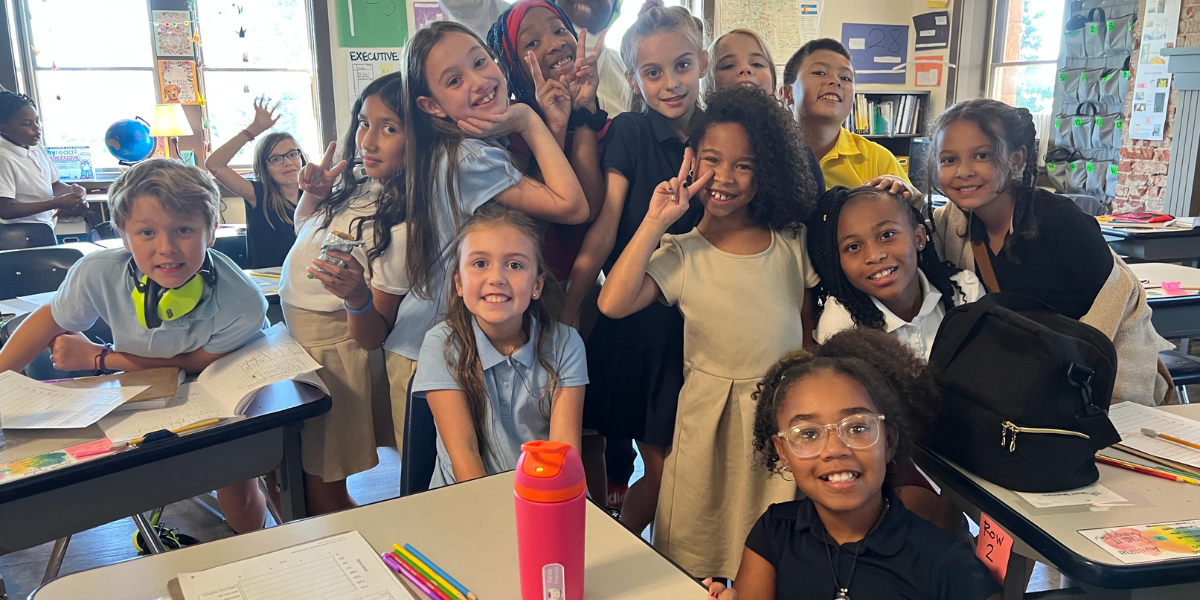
[704,328,1000,600]
[205,97,305,268]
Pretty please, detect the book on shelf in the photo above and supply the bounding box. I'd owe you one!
[845,93,925,137]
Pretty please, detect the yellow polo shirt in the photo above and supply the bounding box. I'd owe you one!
[819,128,910,190]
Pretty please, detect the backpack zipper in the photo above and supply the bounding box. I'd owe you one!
[1000,421,1091,452]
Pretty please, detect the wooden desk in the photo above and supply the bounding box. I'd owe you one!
[918,405,1200,599]
[30,472,707,600]
[1130,262,1200,340]
[0,381,329,556]
[1104,226,1200,266]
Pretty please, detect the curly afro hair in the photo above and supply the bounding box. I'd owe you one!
[689,85,819,233]
[751,328,941,480]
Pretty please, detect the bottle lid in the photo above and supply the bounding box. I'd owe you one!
[514,440,586,503]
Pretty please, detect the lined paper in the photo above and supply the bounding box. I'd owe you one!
[97,383,231,443]
[196,324,323,415]
[1108,403,1200,469]
[0,370,147,428]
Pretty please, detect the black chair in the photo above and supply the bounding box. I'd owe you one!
[0,222,57,250]
[213,235,249,269]
[1160,350,1200,404]
[400,375,438,497]
[0,246,83,299]
[89,221,119,242]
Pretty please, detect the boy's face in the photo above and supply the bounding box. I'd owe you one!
[793,49,855,125]
[120,195,215,289]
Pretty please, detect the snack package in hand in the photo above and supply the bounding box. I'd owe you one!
[308,231,365,278]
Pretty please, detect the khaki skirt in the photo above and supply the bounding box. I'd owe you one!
[282,303,392,482]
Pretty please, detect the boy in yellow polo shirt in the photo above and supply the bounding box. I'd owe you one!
[780,38,919,199]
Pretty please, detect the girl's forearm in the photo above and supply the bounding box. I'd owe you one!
[522,117,588,224]
[596,220,664,318]
[346,288,401,350]
[569,127,605,222]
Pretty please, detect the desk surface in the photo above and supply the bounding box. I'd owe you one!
[920,405,1200,589]
[1102,226,1200,240]
[32,472,707,600]
[1130,262,1200,309]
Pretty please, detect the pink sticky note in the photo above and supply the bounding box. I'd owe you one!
[1162,281,1186,295]
[976,512,1013,583]
[64,438,115,459]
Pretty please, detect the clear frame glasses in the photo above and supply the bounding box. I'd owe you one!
[776,413,886,459]
[267,148,303,165]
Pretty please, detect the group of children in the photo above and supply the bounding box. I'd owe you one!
[0,2,1171,597]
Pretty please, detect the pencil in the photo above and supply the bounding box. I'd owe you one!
[404,544,477,600]
[1097,454,1197,479]
[109,417,225,450]
[383,553,446,600]
[393,548,461,600]
[1141,428,1200,452]
[249,271,281,278]
[1095,455,1200,484]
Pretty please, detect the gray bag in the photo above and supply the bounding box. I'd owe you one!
[1044,148,1083,194]
[1058,69,1084,107]
[1091,114,1124,150]
[1084,9,1107,58]
[1064,27,1088,59]
[1055,115,1075,150]
[1069,159,1089,193]
[1106,163,1120,200]
[1099,69,1131,105]
[1085,160,1111,197]
[1070,103,1101,151]
[1105,14,1135,55]
[1080,68,1105,103]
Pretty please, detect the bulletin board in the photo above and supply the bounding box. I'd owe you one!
[841,23,909,85]
[336,0,410,48]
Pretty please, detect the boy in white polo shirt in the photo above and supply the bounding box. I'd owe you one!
[0,158,272,532]
[0,91,88,228]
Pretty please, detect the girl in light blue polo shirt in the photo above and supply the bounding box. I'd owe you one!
[413,202,587,487]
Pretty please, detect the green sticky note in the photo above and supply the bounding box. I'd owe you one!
[1087,163,1095,172]
[1107,22,1115,31]
[1048,163,1057,171]
[1116,120,1124,129]
[1055,118,1061,127]
[1069,163,1078,171]
[1074,117,1084,126]
[1089,24,1097,33]
[1123,70,1131,78]
[336,0,409,47]
[1110,165,1119,175]
[1060,73,1068,81]
[1102,73,1114,82]
[1082,72,1088,81]
[1096,116,1104,125]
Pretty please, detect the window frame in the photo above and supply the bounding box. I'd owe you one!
[985,0,1067,104]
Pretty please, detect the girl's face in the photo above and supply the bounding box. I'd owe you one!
[695,122,756,220]
[356,94,407,180]
[265,138,303,186]
[937,119,1026,214]
[797,49,855,124]
[0,104,41,148]
[713,33,774,94]
[837,195,927,314]
[629,31,707,121]
[417,32,509,123]
[516,7,578,86]
[773,370,893,517]
[454,222,546,333]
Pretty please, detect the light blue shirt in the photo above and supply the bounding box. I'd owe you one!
[413,317,588,488]
[50,247,268,358]
[383,138,522,359]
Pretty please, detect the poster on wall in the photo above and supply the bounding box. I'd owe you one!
[716,0,822,68]
[1131,0,1182,140]
[842,23,909,85]
[413,1,448,29]
[914,55,943,87]
[152,10,195,58]
[337,0,409,47]
[346,49,404,107]
[45,147,94,180]
[158,60,199,105]
[912,11,949,50]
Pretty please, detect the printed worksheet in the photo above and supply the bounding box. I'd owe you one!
[0,371,147,428]
[195,323,325,415]
[1015,483,1128,509]
[97,383,230,443]
[1108,403,1200,469]
[1080,520,1200,564]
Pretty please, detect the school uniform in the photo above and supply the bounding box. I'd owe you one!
[245,180,298,268]
[746,488,1001,600]
[50,247,266,356]
[819,128,910,190]
[0,138,60,228]
[815,270,985,360]
[413,316,588,488]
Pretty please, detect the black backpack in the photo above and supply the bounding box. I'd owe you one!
[923,293,1122,492]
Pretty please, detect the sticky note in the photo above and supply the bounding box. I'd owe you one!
[976,512,1013,583]
[65,438,115,459]
[1162,281,1188,296]
[935,15,948,25]
[848,38,866,50]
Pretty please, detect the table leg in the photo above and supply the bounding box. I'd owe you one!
[40,536,70,584]
[131,512,166,555]
[1002,552,1029,600]
[275,423,307,523]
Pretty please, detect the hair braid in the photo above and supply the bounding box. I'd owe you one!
[0,91,34,125]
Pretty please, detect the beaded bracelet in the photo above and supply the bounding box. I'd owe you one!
[93,342,115,376]
[344,289,374,314]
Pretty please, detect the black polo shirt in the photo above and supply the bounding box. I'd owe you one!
[974,189,1112,319]
[745,489,1000,600]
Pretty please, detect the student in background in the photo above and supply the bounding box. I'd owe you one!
[706,329,1001,600]
[277,73,410,515]
[927,98,1171,406]
[599,85,820,579]
[0,159,272,533]
[414,202,586,486]
[0,91,87,230]
[779,39,918,198]
[204,97,304,268]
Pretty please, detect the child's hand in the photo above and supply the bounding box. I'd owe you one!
[248,96,281,136]
[646,148,712,228]
[457,102,533,139]
[562,29,606,112]
[864,174,920,205]
[298,142,347,200]
[307,250,371,306]
[527,51,572,136]
[48,332,102,372]
[701,578,737,600]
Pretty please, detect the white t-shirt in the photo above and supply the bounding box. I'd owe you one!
[0,138,60,228]
[815,270,985,360]
[279,179,410,313]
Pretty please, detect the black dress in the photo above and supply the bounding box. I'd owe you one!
[245,180,298,269]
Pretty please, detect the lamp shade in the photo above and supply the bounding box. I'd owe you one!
[149,104,193,137]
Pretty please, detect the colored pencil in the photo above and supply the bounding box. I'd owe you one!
[1097,454,1197,479]
[404,543,477,600]
[393,548,460,600]
[109,417,225,450]
[383,553,446,600]
[1141,428,1200,452]
[1095,454,1200,484]
[249,271,282,278]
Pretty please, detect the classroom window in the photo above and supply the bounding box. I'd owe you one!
[987,0,1066,114]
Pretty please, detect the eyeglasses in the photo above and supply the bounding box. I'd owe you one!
[267,149,303,165]
[776,413,886,459]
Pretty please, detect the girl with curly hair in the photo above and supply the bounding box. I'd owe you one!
[598,84,820,580]
[705,329,1001,600]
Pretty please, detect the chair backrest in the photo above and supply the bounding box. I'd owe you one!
[0,313,112,380]
[0,246,84,299]
[0,222,57,250]
[213,235,249,269]
[89,221,119,242]
[400,375,438,497]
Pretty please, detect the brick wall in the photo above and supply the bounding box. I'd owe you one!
[1113,0,1200,212]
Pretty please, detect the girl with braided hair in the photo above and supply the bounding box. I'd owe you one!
[927,98,1170,406]
[0,90,88,229]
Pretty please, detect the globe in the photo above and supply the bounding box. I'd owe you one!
[104,118,155,163]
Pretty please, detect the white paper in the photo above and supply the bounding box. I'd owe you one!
[0,298,38,318]
[98,383,230,443]
[848,38,866,50]
[0,370,148,429]
[1016,484,1128,509]
[345,49,403,109]
[195,323,325,415]
[16,291,57,308]
[1108,403,1200,469]
[916,68,940,86]
[874,56,902,64]
[177,531,415,600]
[934,15,948,25]
[919,29,936,37]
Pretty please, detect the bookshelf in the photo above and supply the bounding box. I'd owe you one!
[844,90,932,180]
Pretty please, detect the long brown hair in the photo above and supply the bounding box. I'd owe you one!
[443,202,562,462]
[252,132,306,228]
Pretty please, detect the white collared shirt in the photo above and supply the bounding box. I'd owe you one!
[0,137,59,227]
[815,270,985,360]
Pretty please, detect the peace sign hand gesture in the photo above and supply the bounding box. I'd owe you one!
[298,141,347,201]
[564,29,606,112]
[646,148,712,228]
[527,51,572,136]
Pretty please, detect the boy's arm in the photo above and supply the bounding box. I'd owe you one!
[47,332,232,374]
[0,304,68,374]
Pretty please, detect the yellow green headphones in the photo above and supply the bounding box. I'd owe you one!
[127,251,217,329]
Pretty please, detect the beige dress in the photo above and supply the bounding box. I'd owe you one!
[645,226,820,579]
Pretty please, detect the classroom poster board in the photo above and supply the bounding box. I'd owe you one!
[1131,0,1182,141]
[912,11,949,50]
[45,146,94,180]
[152,10,195,58]
[346,49,404,107]
[716,0,823,71]
[842,23,909,85]
[1080,520,1200,564]
[413,1,448,29]
[158,60,199,105]
[336,0,410,47]
[914,55,943,87]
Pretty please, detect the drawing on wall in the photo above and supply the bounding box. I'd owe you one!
[842,23,909,84]
[153,10,195,58]
[158,60,199,105]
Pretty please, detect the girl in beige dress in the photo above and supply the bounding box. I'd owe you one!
[598,86,821,579]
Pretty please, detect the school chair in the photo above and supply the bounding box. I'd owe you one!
[400,377,437,497]
[0,246,83,299]
[0,222,57,250]
[88,221,119,242]
[1159,350,1199,404]
[213,235,249,269]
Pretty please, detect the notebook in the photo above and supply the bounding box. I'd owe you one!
[1107,402,1200,476]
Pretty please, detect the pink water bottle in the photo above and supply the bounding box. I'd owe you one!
[514,440,586,600]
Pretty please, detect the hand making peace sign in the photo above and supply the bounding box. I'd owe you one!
[298,141,348,200]
[646,148,713,227]
[527,50,573,135]
[563,28,607,112]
